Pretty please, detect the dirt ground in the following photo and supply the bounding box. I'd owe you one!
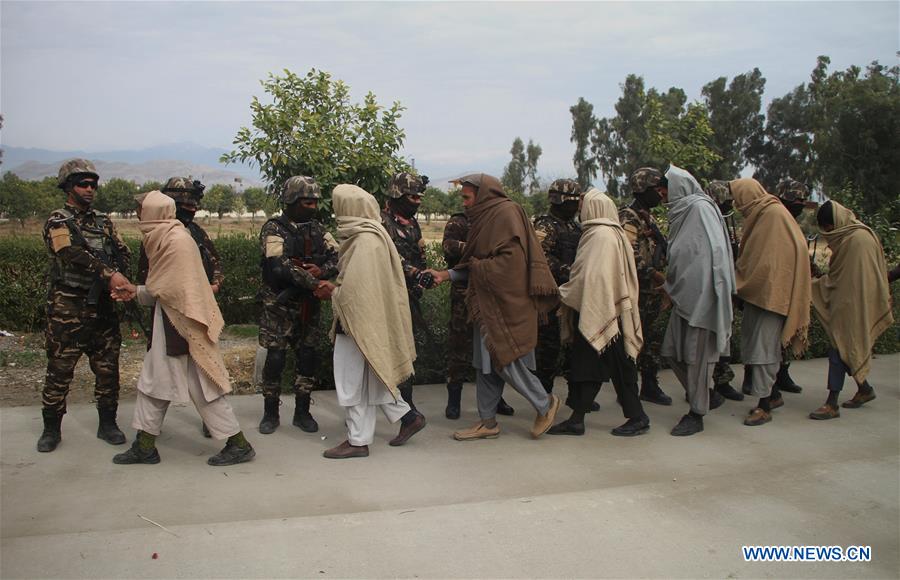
[0,328,260,408]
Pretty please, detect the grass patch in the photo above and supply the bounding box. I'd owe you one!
[223,324,260,338]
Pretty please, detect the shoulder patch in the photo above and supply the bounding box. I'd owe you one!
[323,231,339,251]
[265,235,284,258]
[49,227,71,252]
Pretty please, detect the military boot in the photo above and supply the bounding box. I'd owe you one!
[445,382,463,420]
[292,393,319,433]
[639,372,672,406]
[775,364,803,394]
[97,406,127,445]
[259,396,280,434]
[37,409,62,453]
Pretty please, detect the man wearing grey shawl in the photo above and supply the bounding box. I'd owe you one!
[659,166,736,436]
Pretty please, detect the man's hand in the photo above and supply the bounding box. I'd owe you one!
[654,284,671,311]
[210,283,220,294]
[424,269,450,286]
[313,280,336,300]
[302,263,323,279]
[109,271,130,292]
[111,282,137,302]
[650,270,666,287]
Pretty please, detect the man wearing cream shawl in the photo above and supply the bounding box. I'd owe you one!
[808,200,893,420]
[549,190,650,437]
[659,165,736,436]
[730,178,811,427]
[428,173,561,441]
[111,191,255,466]
[323,184,426,459]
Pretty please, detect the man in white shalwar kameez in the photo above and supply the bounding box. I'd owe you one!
[322,184,426,459]
[111,191,255,466]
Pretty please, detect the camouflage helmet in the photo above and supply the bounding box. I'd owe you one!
[547,178,582,205]
[161,176,205,206]
[775,179,809,203]
[386,172,428,199]
[629,167,663,195]
[281,176,321,205]
[57,158,99,189]
[704,180,732,207]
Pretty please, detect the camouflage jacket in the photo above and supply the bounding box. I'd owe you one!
[382,208,426,289]
[137,221,224,287]
[43,203,131,293]
[619,204,666,289]
[442,213,468,269]
[533,213,581,285]
[259,216,338,298]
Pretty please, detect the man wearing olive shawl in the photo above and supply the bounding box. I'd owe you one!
[808,200,893,420]
[322,184,426,459]
[659,165,736,436]
[730,178,811,427]
[112,191,255,466]
[428,173,561,441]
[549,190,650,437]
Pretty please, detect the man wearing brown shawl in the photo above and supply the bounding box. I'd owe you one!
[323,184,425,459]
[809,200,894,420]
[111,191,255,466]
[549,190,650,437]
[730,179,811,426]
[428,174,561,440]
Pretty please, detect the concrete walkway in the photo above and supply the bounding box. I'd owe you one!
[2,354,898,579]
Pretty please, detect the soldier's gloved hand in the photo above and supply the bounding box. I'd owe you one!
[424,269,450,286]
[302,263,323,279]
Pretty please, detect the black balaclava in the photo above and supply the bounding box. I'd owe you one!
[784,200,805,219]
[175,205,196,225]
[286,201,316,223]
[389,195,418,219]
[634,188,661,210]
[817,201,834,229]
[551,200,579,220]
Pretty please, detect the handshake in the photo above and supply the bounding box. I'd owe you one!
[110,272,136,302]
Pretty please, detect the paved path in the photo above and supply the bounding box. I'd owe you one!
[2,354,898,578]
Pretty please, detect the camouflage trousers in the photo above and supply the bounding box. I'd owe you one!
[636,290,665,379]
[447,284,473,384]
[713,357,735,387]
[258,295,321,396]
[535,307,569,392]
[43,290,121,415]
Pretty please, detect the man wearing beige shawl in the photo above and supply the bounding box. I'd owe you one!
[549,190,650,437]
[111,191,255,466]
[428,173,561,441]
[323,184,426,459]
[809,201,893,420]
[730,179,811,426]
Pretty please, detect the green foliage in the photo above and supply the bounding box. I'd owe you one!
[419,186,461,222]
[828,183,900,261]
[204,183,239,219]
[702,69,766,180]
[241,186,268,223]
[94,178,138,217]
[221,68,409,219]
[0,173,59,226]
[140,180,163,193]
[646,100,721,182]
[570,97,598,190]
[501,137,527,195]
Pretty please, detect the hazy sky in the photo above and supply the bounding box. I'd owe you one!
[2,1,897,180]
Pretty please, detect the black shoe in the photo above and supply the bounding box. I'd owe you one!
[445,382,462,420]
[709,389,725,410]
[496,398,515,416]
[776,366,803,393]
[612,415,650,437]
[641,386,672,406]
[671,413,704,436]
[202,423,212,438]
[113,441,161,465]
[292,394,319,433]
[590,400,601,412]
[259,397,280,434]
[37,409,62,453]
[97,407,126,445]
[208,442,256,466]
[547,418,585,436]
[715,383,745,401]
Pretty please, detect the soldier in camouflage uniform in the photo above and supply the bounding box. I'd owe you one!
[37,159,131,453]
[257,176,338,435]
[533,179,582,399]
[621,168,672,406]
[442,211,514,419]
[704,180,745,402]
[382,171,435,412]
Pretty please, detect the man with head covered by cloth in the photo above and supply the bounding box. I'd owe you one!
[322,184,426,459]
[427,173,561,441]
[657,165,736,436]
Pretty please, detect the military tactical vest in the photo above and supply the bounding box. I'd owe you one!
[49,208,117,291]
[186,222,215,283]
[382,211,425,271]
[260,216,328,292]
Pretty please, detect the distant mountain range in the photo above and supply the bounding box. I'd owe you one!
[1,142,263,186]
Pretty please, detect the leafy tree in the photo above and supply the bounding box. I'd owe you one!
[140,180,163,193]
[94,178,138,217]
[0,173,59,226]
[222,68,409,220]
[204,183,238,219]
[242,186,267,223]
[570,97,597,190]
[525,140,542,195]
[419,186,448,223]
[702,68,766,179]
[501,137,527,194]
[646,100,721,182]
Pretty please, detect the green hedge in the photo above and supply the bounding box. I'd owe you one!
[2,236,897,389]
